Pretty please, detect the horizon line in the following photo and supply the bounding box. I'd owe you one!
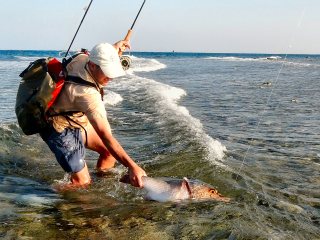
[0,49,319,56]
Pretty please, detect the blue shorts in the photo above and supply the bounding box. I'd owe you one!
[40,126,86,173]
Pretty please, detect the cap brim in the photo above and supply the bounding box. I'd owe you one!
[100,61,125,79]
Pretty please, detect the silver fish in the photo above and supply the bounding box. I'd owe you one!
[120,175,230,202]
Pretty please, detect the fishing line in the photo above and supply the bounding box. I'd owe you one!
[235,8,306,180]
[64,0,94,58]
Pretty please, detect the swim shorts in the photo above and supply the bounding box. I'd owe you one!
[40,126,86,173]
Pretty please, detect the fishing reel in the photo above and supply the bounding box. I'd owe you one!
[120,55,132,70]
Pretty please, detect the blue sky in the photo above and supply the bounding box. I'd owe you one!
[0,0,319,54]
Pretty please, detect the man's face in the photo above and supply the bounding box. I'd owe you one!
[93,64,111,86]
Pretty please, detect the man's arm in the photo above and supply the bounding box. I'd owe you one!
[88,113,146,187]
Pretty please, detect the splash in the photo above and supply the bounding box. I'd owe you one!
[104,56,227,165]
[126,56,167,73]
[103,90,123,106]
[148,80,227,164]
[125,77,227,166]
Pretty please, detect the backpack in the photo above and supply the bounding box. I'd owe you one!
[15,52,96,135]
[15,57,65,135]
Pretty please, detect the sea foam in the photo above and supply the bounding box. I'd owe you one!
[126,56,167,73]
[147,80,227,164]
[126,76,227,165]
[108,57,227,166]
[103,90,123,106]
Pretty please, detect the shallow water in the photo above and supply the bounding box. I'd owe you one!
[0,51,319,239]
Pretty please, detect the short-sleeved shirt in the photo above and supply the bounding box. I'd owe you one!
[50,54,107,133]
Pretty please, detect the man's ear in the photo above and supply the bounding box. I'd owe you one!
[88,61,100,73]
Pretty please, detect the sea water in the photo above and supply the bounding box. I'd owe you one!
[0,50,319,239]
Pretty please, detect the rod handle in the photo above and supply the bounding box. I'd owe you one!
[124,29,133,41]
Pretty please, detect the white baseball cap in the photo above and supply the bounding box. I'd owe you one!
[89,43,125,78]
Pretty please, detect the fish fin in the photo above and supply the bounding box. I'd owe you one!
[182,177,193,198]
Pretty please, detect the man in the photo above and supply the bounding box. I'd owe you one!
[40,40,146,188]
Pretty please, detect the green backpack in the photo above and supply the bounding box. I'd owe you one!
[15,53,99,136]
[15,57,65,135]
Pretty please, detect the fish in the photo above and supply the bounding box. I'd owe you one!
[120,175,230,203]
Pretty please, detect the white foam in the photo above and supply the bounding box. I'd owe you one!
[204,56,258,61]
[266,56,282,60]
[108,57,227,165]
[127,77,227,165]
[103,90,123,106]
[204,56,282,62]
[0,60,29,69]
[14,56,45,61]
[283,61,315,67]
[204,55,320,68]
[126,56,167,73]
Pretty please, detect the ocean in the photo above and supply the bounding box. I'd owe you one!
[0,50,319,239]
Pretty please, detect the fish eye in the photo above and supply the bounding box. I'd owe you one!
[210,189,218,194]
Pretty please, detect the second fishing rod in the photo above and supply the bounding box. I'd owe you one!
[64,0,146,70]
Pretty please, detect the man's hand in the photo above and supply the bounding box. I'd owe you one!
[113,40,131,55]
[128,165,147,188]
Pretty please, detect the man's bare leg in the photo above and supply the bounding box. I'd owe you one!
[70,163,91,185]
[83,122,116,172]
[96,151,116,170]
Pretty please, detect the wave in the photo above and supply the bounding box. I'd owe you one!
[204,56,282,62]
[125,56,167,73]
[143,78,227,164]
[109,76,227,167]
[205,56,257,61]
[283,61,316,67]
[14,56,45,61]
[103,90,123,106]
[204,55,320,68]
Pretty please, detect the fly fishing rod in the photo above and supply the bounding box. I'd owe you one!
[119,0,146,54]
[119,0,146,69]
[63,0,145,69]
[64,0,94,58]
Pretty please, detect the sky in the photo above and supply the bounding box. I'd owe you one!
[0,0,319,54]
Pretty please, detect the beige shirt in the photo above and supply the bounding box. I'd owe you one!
[50,54,108,133]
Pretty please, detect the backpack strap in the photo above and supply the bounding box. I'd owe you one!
[62,53,84,71]
[65,75,104,100]
[65,75,97,88]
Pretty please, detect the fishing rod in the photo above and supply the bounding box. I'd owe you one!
[64,0,94,58]
[63,0,146,70]
[119,0,146,56]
